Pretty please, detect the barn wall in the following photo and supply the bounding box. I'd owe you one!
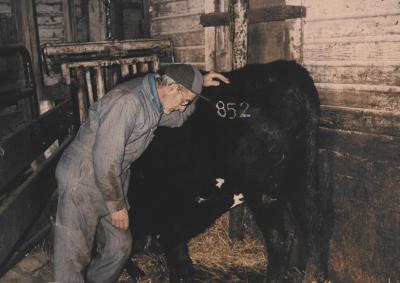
[303,1,400,282]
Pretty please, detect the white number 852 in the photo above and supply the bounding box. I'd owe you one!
[216,101,251,119]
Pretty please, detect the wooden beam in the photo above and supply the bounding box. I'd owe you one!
[200,5,306,27]
[43,39,172,57]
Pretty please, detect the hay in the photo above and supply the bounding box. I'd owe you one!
[127,212,266,282]
[188,212,267,282]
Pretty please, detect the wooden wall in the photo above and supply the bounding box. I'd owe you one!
[151,0,400,282]
[150,0,205,69]
[35,0,65,43]
[302,1,400,282]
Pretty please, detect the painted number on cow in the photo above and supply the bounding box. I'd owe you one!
[216,101,251,119]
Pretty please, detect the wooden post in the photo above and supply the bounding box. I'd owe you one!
[204,0,233,72]
[228,0,249,241]
[12,0,44,100]
[88,0,107,41]
[231,0,248,69]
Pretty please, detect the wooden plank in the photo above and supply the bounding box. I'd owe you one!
[0,100,72,192]
[304,0,400,21]
[319,127,400,163]
[151,0,203,18]
[154,30,204,47]
[200,5,306,27]
[303,40,400,65]
[151,14,202,34]
[0,136,73,268]
[43,39,172,56]
[317,87,400,112]
[304,14,400,40]
[320,105,400,137]
[307,64,400,86]
[35,2,63,14]
[38,27,64,42]
[174,46,204,63]
[36,15,63,26]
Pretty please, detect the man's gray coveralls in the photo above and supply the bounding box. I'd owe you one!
[54,74,194,283]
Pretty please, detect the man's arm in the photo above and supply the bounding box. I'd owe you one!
[92,97,136,229]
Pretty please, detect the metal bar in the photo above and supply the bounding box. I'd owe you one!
[150,58,160,73]
[95,66,105,99]
[74,67,88,123]
[85,68,95,106]
[121,64,130,78]
[61,63,71,85]
[63,55,158,69]
[139,62,149,74]
[131,64,138,75]
[42,39,172,57]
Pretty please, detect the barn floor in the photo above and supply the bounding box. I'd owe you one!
[1,213,267,283]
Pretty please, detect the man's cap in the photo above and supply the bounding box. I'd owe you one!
[165,64,203,95]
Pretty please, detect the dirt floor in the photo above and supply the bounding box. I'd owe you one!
[1,213,266,283]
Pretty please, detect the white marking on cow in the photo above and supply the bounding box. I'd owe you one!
[231,193,244,208]
[215,178,225,189]
[196,197,207,204]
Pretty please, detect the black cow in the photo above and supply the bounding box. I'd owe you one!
[127,60,326,283]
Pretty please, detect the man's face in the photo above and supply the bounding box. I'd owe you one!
[162,84,197,114]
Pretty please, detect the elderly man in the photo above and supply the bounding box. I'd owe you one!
[53,64,229,282]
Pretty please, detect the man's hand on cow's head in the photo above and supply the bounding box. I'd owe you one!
[203,71,230,87]
[111,208,129,230]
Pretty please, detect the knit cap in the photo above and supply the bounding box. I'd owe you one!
[165,64,203,95]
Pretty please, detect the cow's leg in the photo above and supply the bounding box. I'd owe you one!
[247,192,304,283]
[164,241,194,283]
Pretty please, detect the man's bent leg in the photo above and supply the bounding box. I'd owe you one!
[86,216,132,283]
[53,188,99,282]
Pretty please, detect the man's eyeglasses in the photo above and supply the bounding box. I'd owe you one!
[177,86,196,107]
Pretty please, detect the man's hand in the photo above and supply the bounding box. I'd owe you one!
[203,71,230,87]
[111,208,129,230]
